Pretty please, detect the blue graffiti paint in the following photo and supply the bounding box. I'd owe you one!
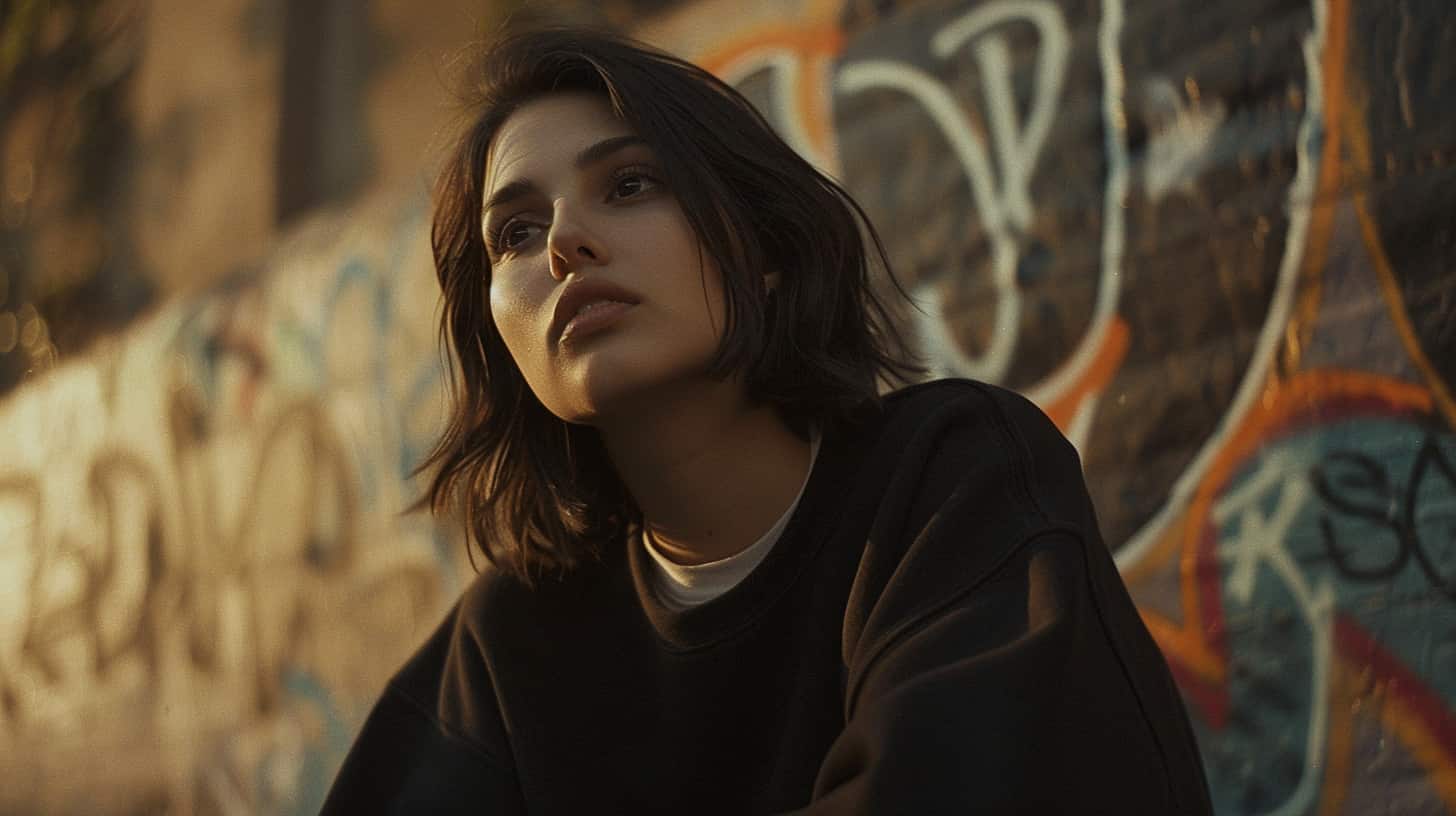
[1194,418,1456,814]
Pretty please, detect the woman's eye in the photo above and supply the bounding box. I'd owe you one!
[611,173,657,200]
[498,221,538,251]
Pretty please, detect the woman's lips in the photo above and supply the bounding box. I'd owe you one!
[559,300,634,344]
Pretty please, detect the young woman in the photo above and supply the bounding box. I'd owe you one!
[323,26,1213,815]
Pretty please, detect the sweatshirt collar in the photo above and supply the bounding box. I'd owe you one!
[626,413,876,652]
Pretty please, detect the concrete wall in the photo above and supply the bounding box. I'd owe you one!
[0,0,1452,813]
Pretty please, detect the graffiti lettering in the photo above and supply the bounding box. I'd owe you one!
[1212,448,1335,816]
[0,396,359,731]
[837,0,1070,385]
[1311,434,1456,600]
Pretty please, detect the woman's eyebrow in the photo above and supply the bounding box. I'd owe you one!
[483,135,649,217]
[574,134,647,169]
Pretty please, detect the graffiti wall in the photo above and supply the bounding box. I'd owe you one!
[0,195,462,814]
[0,0,1451,812]
[650,0,1453,811]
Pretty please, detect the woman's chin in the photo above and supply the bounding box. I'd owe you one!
[538,329,725,427]
[540,361,642,427]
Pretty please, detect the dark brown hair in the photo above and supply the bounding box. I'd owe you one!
[420,25,920,582]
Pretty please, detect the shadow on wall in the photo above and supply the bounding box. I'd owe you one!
[0,1,155,394]
[1,0,1454,812]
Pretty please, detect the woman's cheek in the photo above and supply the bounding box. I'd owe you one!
[488,279,540,362]
[495,278,556,375]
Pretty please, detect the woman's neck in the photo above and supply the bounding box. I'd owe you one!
[596,379,812,566]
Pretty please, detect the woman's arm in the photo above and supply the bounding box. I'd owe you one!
[322,593,528,816]
[321,683,527,815]
[789,382,1212,814]
[793,528,1211,814]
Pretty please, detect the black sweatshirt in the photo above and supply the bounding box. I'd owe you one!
[323,379,1214,814]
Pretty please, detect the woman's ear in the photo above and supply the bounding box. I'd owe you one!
[763,270,781,294]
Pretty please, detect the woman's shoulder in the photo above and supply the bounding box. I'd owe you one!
[385,555,620,740]
[454,553,616,636]
[882,375,1059,429]
[456,563,534,625]
[392,565,534,692]
[874,378,1079,467]
[850,377,1090,528]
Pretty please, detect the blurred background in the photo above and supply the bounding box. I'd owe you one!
[0,0,1452,813]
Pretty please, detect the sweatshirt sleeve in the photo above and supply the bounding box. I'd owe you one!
[321,596,528,815]
[320,684,526,815]
[790,384,1212,814]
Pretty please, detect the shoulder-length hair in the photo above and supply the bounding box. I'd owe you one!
[420,25,920,582]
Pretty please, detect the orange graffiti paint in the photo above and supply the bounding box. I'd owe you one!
[1335,617,1456,811]
[1137,370,1433,728]
[1042,317,1130,434]
[1281,0,1351,376]
[697,25,846,166]
[1335,81,1456,431]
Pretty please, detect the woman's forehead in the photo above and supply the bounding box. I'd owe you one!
[485,93,635,181]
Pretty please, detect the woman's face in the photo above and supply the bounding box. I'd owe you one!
[482,92,729,425]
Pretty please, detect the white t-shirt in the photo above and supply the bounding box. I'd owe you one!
[642,430,822,612]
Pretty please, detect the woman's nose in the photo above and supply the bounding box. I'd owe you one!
[547,199,610,281]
